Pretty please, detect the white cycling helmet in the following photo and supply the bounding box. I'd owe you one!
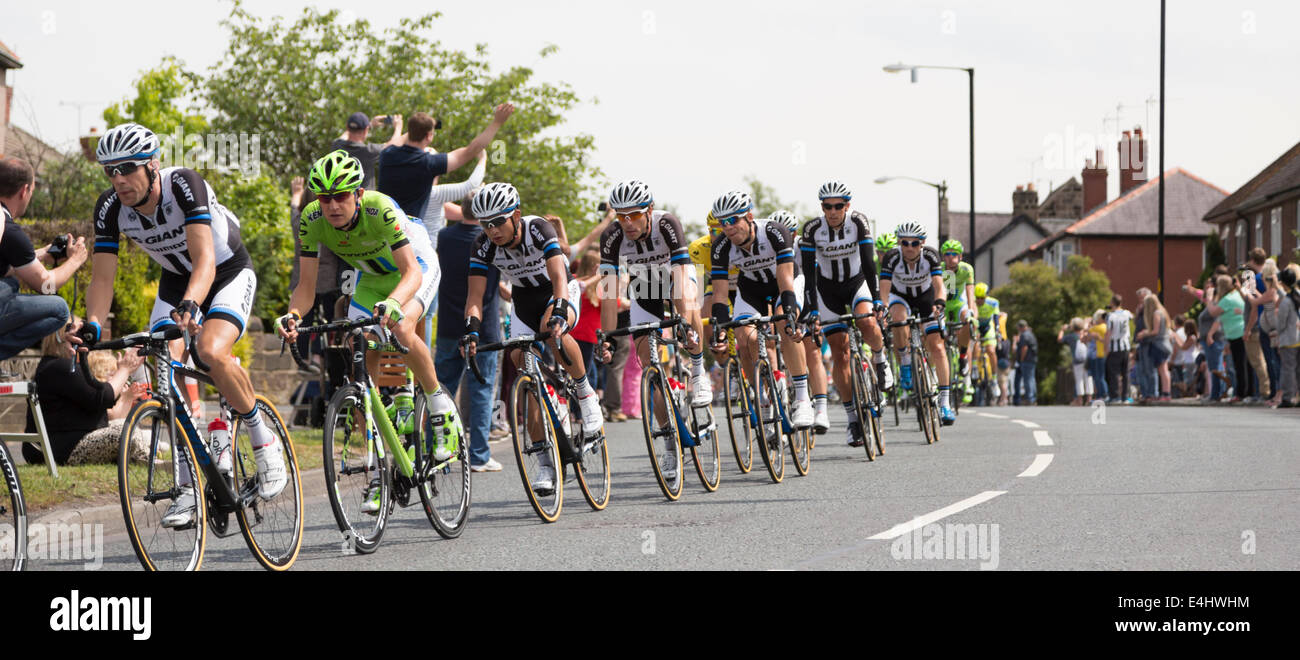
[818,180,852,201]
[895,221,927,239]
[770,210,800,233]
[608,179,653,210]
[471,182,521,220]
[96,123,161,164]
[711,190,753,220]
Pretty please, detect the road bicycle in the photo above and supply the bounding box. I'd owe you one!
[600,316,720,501]
[826,311,887,459]
[879,319,903,427]
[471,331,610,522]
[944,318,976,416]
[97,326,303,571]
[887,315,942,445]
[291,316,471,553]
[717,312,812,482]
[0,439,24,571]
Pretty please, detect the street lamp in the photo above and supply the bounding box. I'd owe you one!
[875,176,948,242]
[883,62,975,251]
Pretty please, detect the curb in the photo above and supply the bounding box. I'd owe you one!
[30,466,330,531]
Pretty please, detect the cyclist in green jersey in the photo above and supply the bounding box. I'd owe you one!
[941,239,977,389]
[277,151,464,502]
[973,282,1002,398]
[875,232,896,271]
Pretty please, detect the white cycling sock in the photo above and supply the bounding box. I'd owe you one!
[575,377,595,399]
[793,374,809,402]
[813,394,827,416]
[426,387,455,415]
[939,387,951,409]
[691,351,704,378]
[237,407,273,449]
[842,401,856,418]
[872,350,886,364]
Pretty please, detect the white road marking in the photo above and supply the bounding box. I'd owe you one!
[1012,419,1041,429]
[977,412,1008,419]
[867,491,1008,540]
[1018,453,1054,477]
[1033,430,1054,446]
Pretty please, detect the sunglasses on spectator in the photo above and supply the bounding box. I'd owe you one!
[103,161,148,178]
[480,214,513,229]
[318,191,357,204]
[822,203,846,211]
[901,239,923,247]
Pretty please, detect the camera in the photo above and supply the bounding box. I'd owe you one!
[598,202,608,212]
[47,234,69,261]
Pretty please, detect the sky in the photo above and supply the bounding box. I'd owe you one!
[4,0,1298,236]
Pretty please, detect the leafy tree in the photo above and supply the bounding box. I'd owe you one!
[103,56,209,140]
[1198,230,1226,287]
[745,175,807,220]
[203,3,601,224]
[25,153,103,223]
[210,173,293,321]
[993,255,1112,403]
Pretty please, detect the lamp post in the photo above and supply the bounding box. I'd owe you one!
[875,176,948,241]
[883,62,975,252]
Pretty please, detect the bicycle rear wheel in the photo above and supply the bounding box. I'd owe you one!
[754,362,785,484]
[571,395,612,510]
[119,399,206,571]
[916,353,940,445]
[642,367,684,501]
[322,383,389,554]
[232,397,303,571]
[689,406,722,492]
[786,388,811,477]
[511,375,563,522]
[0,441,26,571]
[723,358,754,473]
[412,393,472,539]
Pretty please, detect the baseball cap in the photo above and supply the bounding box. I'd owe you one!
[346,112,370,130]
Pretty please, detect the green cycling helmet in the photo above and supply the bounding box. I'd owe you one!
[876,232,897,251]
[941,239,965,254]
[308,150,364,195]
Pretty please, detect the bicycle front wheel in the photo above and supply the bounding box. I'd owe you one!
[511,375,563,522]
[571,394,612,511]
[322,383,390,554]
[849,351,876,461]
[119,399,206,571]
[915,354,940,445]
[642,366,684,501]
[413,393,472,539]
[690,408,722,492]
[723,358,754,473]
[0,441,26,571]
[232,397,303,571]
[754,362,785,484]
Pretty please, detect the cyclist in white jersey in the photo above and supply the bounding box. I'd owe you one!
[877,221,956,425]
[76,123,286,527]
[798,181,893,447]
[706,190,814,429]
[461,183,603,492]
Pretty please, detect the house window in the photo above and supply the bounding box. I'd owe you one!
[1255,214,1263,253]
[1236,220,1246,264]
[1059,241,1075,270]
[1271,207,1282,256]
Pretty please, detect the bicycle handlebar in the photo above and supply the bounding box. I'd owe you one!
[283,316,410,372]
[467,331,558,385]
[717,313,790,330]
[598,315,683,341]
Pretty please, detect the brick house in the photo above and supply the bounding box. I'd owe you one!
[0,40,21,157]
[1010,128,1229,315]
[1202,141,1300,270]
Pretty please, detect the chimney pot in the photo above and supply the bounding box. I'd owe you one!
[1016,185,1024,192]
[1027,182,1036,191]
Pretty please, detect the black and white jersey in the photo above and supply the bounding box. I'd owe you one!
[710,218,799,287]
[799,211,874,281]
[598,210,691,275]
[469,215,566,290]
[879,245,944,297]
[93,167,249,275]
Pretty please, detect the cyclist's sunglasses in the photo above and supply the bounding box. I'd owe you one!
[480,214,513,229]
[944,251,961,258]
[615,209,648,221]
[318,191,357,204]
[900,239,924,247]
[822,202,846,211]
[718,214,746,227]
[103,161,149,178]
